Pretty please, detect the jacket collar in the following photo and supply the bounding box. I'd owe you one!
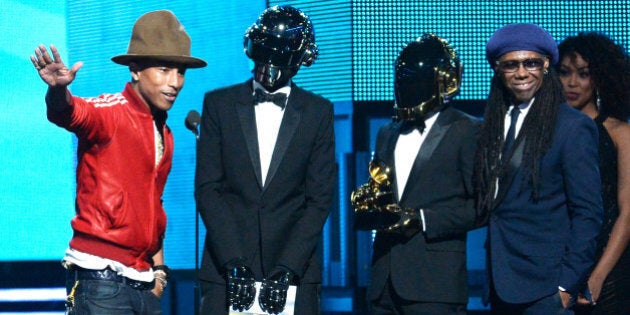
[122,82,168,122]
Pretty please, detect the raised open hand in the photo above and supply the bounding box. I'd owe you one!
[31,44,83,88]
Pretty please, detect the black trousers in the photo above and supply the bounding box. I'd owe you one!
[369,277,466,315]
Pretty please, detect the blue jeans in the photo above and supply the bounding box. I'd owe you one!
[66,277,162,315]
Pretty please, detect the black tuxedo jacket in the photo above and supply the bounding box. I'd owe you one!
[368,107,481,304]
[195,80,336,285]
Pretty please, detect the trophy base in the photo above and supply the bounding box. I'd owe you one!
[353,209,399,231]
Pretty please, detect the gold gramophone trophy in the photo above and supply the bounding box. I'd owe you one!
[350,159,400,230]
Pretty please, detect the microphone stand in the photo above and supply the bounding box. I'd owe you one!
[194,131,200,315]
[194,200,199,315]
[185,111,201,315]
[194,135,199,315]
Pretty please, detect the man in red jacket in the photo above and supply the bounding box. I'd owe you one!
[31,10,205,314]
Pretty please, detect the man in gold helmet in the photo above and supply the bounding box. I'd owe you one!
[353,34,480,314]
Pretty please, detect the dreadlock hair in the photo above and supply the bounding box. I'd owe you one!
[474,67,566,211]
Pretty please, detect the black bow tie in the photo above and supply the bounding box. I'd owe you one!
[253,88,287,109]
[399,120,426,135]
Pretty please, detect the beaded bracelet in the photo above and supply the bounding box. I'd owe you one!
[154,275,168,291]
[153,265,170,292]
[153,265,171,278]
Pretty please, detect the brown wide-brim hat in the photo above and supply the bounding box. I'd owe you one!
[111,10,207,68]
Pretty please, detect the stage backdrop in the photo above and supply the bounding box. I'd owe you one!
[0,0,265,268]
[2,0,629,276]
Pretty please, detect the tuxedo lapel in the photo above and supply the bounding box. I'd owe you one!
[400,110,452,202]
[263,88,302,190]
[493,136,525,208]
[236,83,263,189]
[387,123,403,201]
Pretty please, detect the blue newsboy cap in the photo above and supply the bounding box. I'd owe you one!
[486,23,558,66]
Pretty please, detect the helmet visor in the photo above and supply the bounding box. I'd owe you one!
[395,66,436,108]
[247,41,305,67]
[246,28,306,67]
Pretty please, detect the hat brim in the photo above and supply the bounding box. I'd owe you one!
[111,54,207,68]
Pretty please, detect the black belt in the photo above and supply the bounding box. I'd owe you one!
[70,267,155,291]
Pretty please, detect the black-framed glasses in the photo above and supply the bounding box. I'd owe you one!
[495,58,546,73]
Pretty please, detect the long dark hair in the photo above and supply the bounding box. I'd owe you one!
[558,31,630,121]
[474,67,565,211]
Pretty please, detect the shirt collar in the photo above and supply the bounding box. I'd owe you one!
[510,97,535,116]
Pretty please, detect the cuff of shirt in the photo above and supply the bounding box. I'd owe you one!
[420,209,426,232]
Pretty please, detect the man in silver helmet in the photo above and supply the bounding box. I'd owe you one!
[244,5,318,92]
[356,34,480,314]
[195,5,335,315]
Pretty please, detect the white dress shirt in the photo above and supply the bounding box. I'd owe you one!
[393,113,439,232]
[503,98,534,141]
[394,113,439,200]
[253,81,290,186]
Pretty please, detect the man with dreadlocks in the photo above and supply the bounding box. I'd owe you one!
[473,23,603,314]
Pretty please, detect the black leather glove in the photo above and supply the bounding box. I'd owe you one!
[384,204,423,237]
[259,268,292,314]
[226,264,256,312]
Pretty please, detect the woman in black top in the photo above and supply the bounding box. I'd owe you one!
[558,31,630,314]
